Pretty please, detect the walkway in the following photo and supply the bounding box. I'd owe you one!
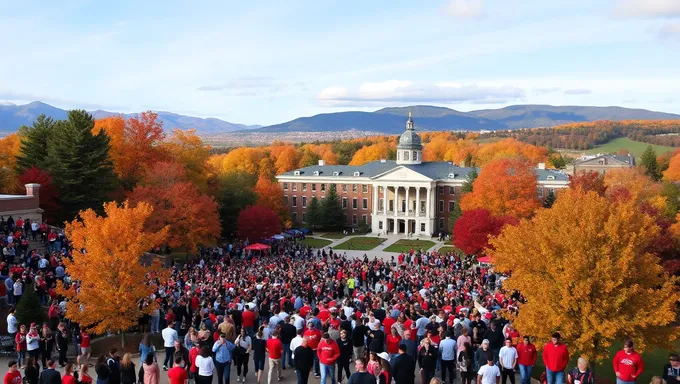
[308,232,447,261]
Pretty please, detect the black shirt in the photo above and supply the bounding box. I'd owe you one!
[280,323,297,344]
[348,372,377,384]
[252,337,266,360]
[294,346,314,372]
[352,325,368,347]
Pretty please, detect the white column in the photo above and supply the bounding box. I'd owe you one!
[405,187,410,217]
[373,185,378,215]
[425,186,431,220]
[394,186,399,217]
[416,187,421,217]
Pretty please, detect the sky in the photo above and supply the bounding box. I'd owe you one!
[0,0,679,126]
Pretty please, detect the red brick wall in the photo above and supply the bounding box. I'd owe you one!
[0,196,39,212]
[434,185,462,233]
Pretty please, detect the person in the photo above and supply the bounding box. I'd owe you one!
[280,317,297,370]
[235,328,253,383]
[173,340,189,369]
[294,338,314,384]
[662,354,679,383]
[138,334,156,384]
[567,357,594,384]
[352,318,368,361]
[80,365,93,384]
[392,343,416,384]
[477,353,501,384]
[253,326,267,384]
[142,353,160,384]
[15,324,27,369]
[27,324,41,360]
[318,332,340,384]
[475,340,491,374]
[267,330,285,384]
[62,364,77,384]
[418,338,438,384]
[194,346,215,384]
[120,354,136,384]
[439,331,457,384]
[613,340,644,384]
[163,323,179,371]
[457,328,472,356]
[40,324,55,369]
[213,333,236,384]
[650,377,667,384]
[39,360,61,384]
[304,321,323,378]
[24,358,40,384]
[337,329,353,384]
[55,323,69,367]
[543,333,569,384]
[78,329,92,368]
[483,322,503,362]
[7,308,18,342]
[516,336,537,384]
[368,352,381,378]
[387,327,402,359]
[107,349,121,384]
[348,358,377,384]
[4,361,22,384]
[168,355,189,384]
[377,352,392,384]
[458,343,475,384]
[95,355,111,384]
[498,338,518,384]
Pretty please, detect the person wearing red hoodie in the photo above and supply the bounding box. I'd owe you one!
[317,333,340,384]
[304,322,323,378]
[543,333,569,384]
[517,336,537,384]
[266,331,284,384]
[613,340,644,384]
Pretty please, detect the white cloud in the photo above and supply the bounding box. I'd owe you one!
[535,87,562,94]
[316,80,524,107]
[443,0,485,20]
[564,88,592,95]
[614,0,680,18]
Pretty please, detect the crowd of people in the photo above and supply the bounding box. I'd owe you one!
[2,223,679,384]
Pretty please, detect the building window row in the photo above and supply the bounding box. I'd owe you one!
[285,182,371,194]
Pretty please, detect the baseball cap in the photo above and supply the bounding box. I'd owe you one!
[377,352,391,362]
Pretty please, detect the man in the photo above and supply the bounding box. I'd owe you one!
[304,321,323,378]
[39,360,62,384]
[613,340,644,384]
[294,338,315,384]
[439,331,457,384]
[4,361,22,384]
[662,353,679,383]
[6,308,17,343]
[483,322,503,361]
[107,349,121,384]
[318,332,340,384]
[218,315,236,342]
[242,305,256,338]
[516,336,537,384]
[173,340,190,368]
[391,344,415,384]
[347,358,376,384]
[498,338,518,384]
[168,355,189,384]
[477,353,501,384]
[542,333,569,384]
[402,329,417,361]
[290,328,305,365]
[213,333,236,384]
[188,341,200,383]
[351,318,368,361]
[280,316,297,370]
[266,330,284,384]
[337,329,353,384]
[162,322,179,370]
[77,329,91,368]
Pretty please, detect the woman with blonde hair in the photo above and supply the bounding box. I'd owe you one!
[567,357,594,384]
[120,353,136,384]
[649,377,666,384]
[184,327,197,349]
[80,364,94,384]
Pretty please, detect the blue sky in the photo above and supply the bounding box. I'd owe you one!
[0,0,679,125]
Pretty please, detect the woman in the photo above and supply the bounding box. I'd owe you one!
[56,322,69,367]
[650,377,667,384]
[367,352,381,378]
[377,353,392,384]
[15,324,27,368]
[194,346,215,384]
[184,327,197,350]
[120,353,136,384]
[23,357,40,384]
[138,334,155,384]
[62,363,77,384]
[567,357,594,384]
[418,338,437,384]
[456,328,471,356]
[95,355,112,384]
[457,342,475,384]
[252,326,267,384]
[235,327,252,383]
[26,324,41,360]
[80,364,94,384]
[142,353,160,384]
[40,323,54,369]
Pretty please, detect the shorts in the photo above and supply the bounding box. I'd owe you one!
[81,346,91,355]
[253,357,265,372]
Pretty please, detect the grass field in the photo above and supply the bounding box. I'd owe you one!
[301,238,332,248]
[585,137,676,157]
[437,245,459,254]
[384,239,436,253]
[334,237,385,250]
[319,232,347,239]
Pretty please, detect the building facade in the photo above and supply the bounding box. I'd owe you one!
[0,183,42,223]
[569,153,636,175]
[276,115,569,236]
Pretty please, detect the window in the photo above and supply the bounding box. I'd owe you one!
[439,200,444,212]
[313,171,320,176]
[548,188,555,197]
[283,196,289,205]
[352,184,357,192]
[342,184,347,192]
[292,212,297,222]
[293,171,300,176]
[598,160,604,165]
[362,184,368,193]
[332,171,340,176]
[404,151,409,161]
[302,183,307,191]
[449,186,455,195]
[439,218,445,229]
[354,171,361,177]
[292,183,297,192]
[311,184,316,192]
[397,152,401,160]
[362,215,367,224]
[352,198,358,209]
[292,196,297,207]
[342,198,348,209]
[302,213,306,223]
[379,221,383,230]
[537,187,544,198]
[439,186,444,195]
[362,198,368,209]
[352,215,357,225]
[321,184,326,192]
[379,198,384,211]
[449,201,455,212]
[283,183,289,190]
[343,214,348,223]
[302,196,307,208]
[420,223,426,232]
[413,151,418,161]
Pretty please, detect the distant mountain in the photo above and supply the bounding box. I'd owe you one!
[251,105,680,133]
[0,102,261,133]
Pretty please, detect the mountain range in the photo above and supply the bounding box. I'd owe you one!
[1,101,679,135]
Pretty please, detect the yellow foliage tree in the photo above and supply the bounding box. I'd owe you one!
[59,201,169,344]
[474,138,549,166]
[663,152,680,182]
[603,168,666,211]
[488,189,679,362]
[349,142,394,165]
[0,134,21,193]
[161,129,211,190]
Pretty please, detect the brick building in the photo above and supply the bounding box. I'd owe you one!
[0,183,42,223]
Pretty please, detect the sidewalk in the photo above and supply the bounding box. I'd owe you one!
[309,232,448,261]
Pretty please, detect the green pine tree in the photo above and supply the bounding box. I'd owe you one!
[47,110,116,223]
[461,168,478,193]
[640,145,661,181]
[15,283,46,327]
[448,202,463,234]
[321,184,344,229]
[217,171,257,237]
[307,196,322,229]
[543,193,556,208]
[16,114,58,173]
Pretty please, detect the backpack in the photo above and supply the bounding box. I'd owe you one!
[458,352,469,372]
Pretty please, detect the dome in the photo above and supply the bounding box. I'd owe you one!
[397,129,422,149]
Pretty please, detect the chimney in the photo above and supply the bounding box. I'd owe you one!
[380,159,386,163]
[25,183,40,201]
[459,161,466,167]
[537,162,546,170]
[318,160,325,166]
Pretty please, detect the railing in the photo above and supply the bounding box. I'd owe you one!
[375,210,428,217]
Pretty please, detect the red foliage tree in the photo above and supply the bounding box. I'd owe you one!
[569,171,607,196]
[18,166,60,223]
[453,209,518,256]
[237,205,281,241]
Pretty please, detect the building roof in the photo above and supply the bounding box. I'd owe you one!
[574,153,636,166]
[397,111,423,151]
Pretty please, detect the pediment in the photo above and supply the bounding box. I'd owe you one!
[371,166,433,182]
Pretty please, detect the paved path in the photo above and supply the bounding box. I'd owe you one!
[309,233,448,261]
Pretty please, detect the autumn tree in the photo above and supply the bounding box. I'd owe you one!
[640,145,661,181]
[488,189,679,362]
[569,171,607,196]
[274,146,301,174]
[18,167,60,222]
[453,209,517,255]
[460,158,541,219]
[300,150,321,167]
[254,177,288,221]
[0,133,21,194]
[237,205,281,241]
[161,129,211,190]
[604,168,665,211]
[349,142,394,165]
[59,201,169,345]
[662,152,680,182]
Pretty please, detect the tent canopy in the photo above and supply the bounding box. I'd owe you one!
[477,256,491,263]
[245,243,271,251]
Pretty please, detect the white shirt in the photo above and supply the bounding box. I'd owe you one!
[290,335,304,359]
[478,364,501,384]
[195,355,215,376]
[162,327,179,347]
[499,346,518,369]
[6,314,17,334]
[262,327,271,340]
[13,281,22,296]
[293,315,305,331]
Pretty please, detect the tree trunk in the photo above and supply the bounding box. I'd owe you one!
[121,330,126,347]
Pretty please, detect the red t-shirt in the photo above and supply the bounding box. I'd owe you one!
[80,333,91,347]
[383,317,396,333]
[386,335,402,354]
[612,350,644,382]
[300,305,312,318]
[4,371,21,384]
[62,374,77,384]
[318,309,331,323]
[304,329,322,350]
[266,338,284,359]
[15,333,26,351]
[242,311,255,328]
[80,375,93,384]
[189,347,199,373]
[168,366,188,384]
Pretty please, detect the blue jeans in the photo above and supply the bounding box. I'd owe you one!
[313,352,320,376]
[282,343,291,368]
[320,363,336,384]
[215,361,232,384]
[17,350,25,367]
[616,380,636,384]
[151,316,160,333]
[546,369,565,384]
[519,365,533,384]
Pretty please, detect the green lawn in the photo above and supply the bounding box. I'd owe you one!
[437,245,463,254]
[334,237,385,250]
[384,239,436,253]
[301,238,332,248]
[585,137,676,157]
[319,232,347,239]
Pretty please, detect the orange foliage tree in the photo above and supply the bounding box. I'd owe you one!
[460,157,541,219]
[0,134,22,193]
[349,142,394,165]
[274,146,301,174]
[254,177,288,220]
[58,201,168,344]
[663,152,680,182]
[161,129,211,190]
[603,168,665,211]
[569,171,607,196]
[474,138,549,166]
